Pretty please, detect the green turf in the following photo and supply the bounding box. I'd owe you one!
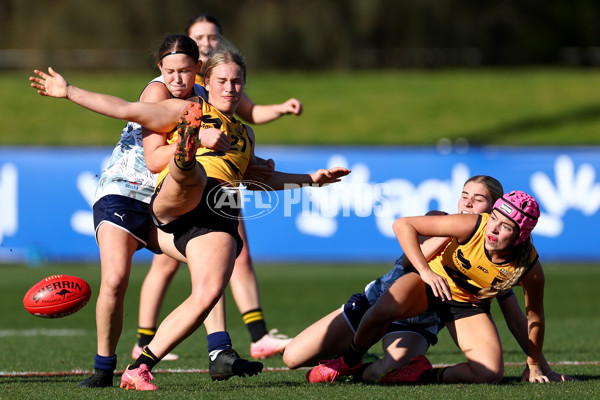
[0,262,598,399]
[6,68,600,146]
[3,66,600,397]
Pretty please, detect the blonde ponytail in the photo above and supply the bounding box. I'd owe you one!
[476,238,533,300]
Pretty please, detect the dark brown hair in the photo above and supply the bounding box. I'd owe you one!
[156,34,199,64]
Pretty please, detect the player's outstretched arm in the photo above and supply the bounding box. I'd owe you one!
[30,67,141,119]
[243,157,276,183]
[240,125,349,190]
[246,167,350,191]
[236,92,303,124]
[30,67,189,133]
[308,167,350,186]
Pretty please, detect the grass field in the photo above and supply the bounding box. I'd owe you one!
[4,67,600,146]
[2,67,599,397]
[1,262,598,399]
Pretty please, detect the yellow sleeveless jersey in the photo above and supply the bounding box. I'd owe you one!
[428,213,539,302]
[195,74,204,86]
[157,97,253,186]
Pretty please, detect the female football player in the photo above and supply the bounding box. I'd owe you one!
[286,176,572,383]
[134,14,301,362]
[75,34,263,388]
[305,189,549,384]
[30,45,349,391]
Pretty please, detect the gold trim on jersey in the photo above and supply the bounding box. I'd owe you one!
[157,98,252,188]
[428,213,539,302]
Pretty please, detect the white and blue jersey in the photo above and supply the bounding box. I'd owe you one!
[92,77,207,249]
[363,258,406,305]
[93,77,206,205]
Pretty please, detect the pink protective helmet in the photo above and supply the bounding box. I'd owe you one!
[492,190,540,246]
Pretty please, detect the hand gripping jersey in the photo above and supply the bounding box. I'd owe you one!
[94,76,206,204]
[158,98,253,186]
[428,214,539,302]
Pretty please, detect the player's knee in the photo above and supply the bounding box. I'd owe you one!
[101,272,128,297]
[189,286,222,310]
[282,342,301,369]
[281,349,295,369]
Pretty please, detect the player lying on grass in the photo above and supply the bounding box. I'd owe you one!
[29,46,349,391]
[304,189,549,384]
[286,176,573,383]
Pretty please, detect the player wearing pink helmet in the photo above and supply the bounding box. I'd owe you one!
[307,189,550,384]
[493,190,540,246]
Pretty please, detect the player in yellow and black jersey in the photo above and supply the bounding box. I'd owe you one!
[295,177,571,385]
[306,190,547,386]
[428,212,539,304]
[30,44,350,390]
[132,13,300,366]
[185,16,304,359]
[158,97,252,187]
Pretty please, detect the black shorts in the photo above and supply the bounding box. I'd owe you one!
[151,177,243,257]
[403,265,491,324]
[342,292,439,346]
[92,195,152,250]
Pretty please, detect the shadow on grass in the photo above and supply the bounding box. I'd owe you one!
[502,374,600,384]
[198,379,306,390]
[340,375,599,386]
[453,103,600,145]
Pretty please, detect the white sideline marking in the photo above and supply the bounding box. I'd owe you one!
[435,361,600,368]
[0,362,598,378]
[0,329,87,337]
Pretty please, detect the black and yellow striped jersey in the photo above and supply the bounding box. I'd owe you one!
[429,213,539,302]
[158,98,253,186]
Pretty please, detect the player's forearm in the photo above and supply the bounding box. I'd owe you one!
[246,170,312,191]
[146,143,176,173]
[521,263,546,368]
[247,104,286,124]
[499,293,551,373]
[65,85,134,121]
[499,294,530,354]
[66,85,180,133]
[142,129,175,174]
[236,92,283,124]
[393,219,431,275]
[525,312,545,366]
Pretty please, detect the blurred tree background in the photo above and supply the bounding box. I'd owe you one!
[2,0,600,71]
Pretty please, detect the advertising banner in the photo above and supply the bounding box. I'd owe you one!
[1,146,598,264]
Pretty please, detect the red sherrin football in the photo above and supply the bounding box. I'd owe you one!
[23,275,92,318]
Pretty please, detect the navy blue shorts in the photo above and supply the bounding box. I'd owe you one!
[342,292,439,346]
[151,178,242,257]
[92,195,152,249]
